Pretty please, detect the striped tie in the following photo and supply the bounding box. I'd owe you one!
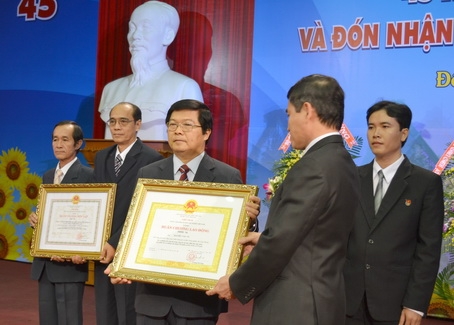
[114,154,123,176]
[54,169,63,184]
[179,165,189,181]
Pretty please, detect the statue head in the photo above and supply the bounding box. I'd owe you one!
[128,1,180,86]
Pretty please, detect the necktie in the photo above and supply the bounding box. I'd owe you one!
[179,164,190,181]
[54,169,64,184]
[374,170,384,214]
[114,154,123,176]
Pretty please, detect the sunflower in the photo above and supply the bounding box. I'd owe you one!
[0,177,14,216]
[10,201,34,225]
[0,147,30,185]
[0,219,20,260]
[20,227,34,262]
[17,172,42,206]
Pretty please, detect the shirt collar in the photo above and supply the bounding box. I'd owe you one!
[373,154,405,183]
[116,139,137,161]
[173,152,205,181]
[56,157,78,175]
[305,132,339,152]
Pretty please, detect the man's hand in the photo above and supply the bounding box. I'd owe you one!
[104,264,132,285]
[239,232,261,257]
[50,255,66,262]
[49,255,86,264]
[71,255,86,264]
[245,195,261,220]
[206,275,234,301]
[100,242,115,264]
[29,212,38,228]
[398,308,422,325]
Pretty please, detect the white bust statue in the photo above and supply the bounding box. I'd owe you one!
[98,0,203,140]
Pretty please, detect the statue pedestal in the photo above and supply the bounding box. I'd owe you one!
[81,139,172,167]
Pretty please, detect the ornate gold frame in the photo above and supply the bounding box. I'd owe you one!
[110,178,258,290]
[30,183,116,260]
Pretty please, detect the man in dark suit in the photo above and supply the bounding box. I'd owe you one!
[107,99,261,325]
[207,74,361,325]
[93,102,163,325]
[29,121,93,325]
[344,101,444,325]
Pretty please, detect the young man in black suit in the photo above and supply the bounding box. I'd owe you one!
[344,101,444,325]
[29,121,93,325]
[93,102,163,325]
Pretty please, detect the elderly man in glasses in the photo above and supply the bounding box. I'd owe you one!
[93,101,163,325]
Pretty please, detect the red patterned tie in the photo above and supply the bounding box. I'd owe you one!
[179,164,189,181]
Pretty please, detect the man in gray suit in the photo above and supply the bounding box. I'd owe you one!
[107,99,261,324]
[93,102,163,325]
[29,121,93,325]
[207,74,361,324]
[344,101,444,325]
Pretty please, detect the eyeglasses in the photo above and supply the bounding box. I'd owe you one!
[167,122,202,132]
[106,118,135,127]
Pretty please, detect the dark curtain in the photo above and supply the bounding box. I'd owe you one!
[93,0,254,180]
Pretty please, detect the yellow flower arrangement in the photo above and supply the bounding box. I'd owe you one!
[0,177,14,216]
[17,172,42,206]
[263,149,304,202]
[0,147,29,183]
[0,219,20,260]
[442,167,454,248]
[10,201,34,225]
[0,147,42,261]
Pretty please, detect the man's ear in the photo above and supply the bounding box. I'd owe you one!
[75,139,83,151]
[163,28,176,46]
[400,128,409,143]
[303,102,315,117]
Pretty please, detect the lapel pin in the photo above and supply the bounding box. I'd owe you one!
[405,199,411,206]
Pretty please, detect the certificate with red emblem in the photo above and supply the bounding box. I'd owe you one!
[30,183,116,260]
[109,179,258,290]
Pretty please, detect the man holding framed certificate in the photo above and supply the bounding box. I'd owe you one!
[93,102,163,325]
[107,99,261,325]
[29,120,93,325]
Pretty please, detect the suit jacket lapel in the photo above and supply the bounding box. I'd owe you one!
[116,139,142,180]
[193,154,216,182]
[359,163,376,228]
[370,157,411,231]
[63,160,81,183]
[157,157,174,180]
[375,158,411,228]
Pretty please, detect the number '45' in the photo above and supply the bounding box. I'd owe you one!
[17,0,58,21]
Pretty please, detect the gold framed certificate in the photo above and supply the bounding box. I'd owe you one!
[30,183,116,260]
[109,178,258,290]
